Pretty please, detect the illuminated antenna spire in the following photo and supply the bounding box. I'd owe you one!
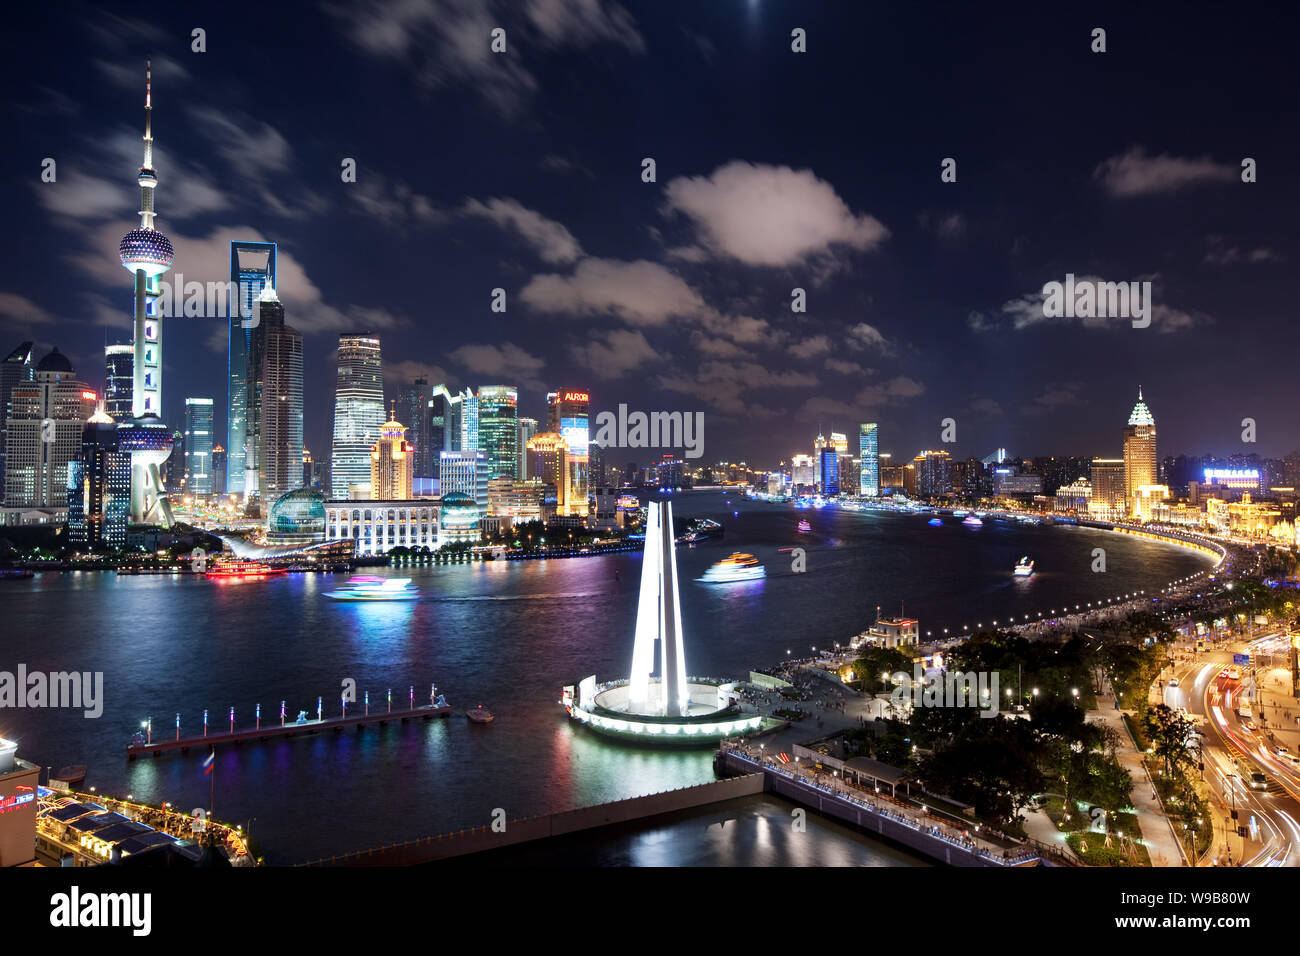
[138,58,158,229]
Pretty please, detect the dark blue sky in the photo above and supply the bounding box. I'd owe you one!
[3,1,1297,465]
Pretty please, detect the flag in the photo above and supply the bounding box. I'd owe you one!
[778,752,790,764]
[202,752,215,776]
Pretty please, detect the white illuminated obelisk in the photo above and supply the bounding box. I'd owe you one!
[627,500,689,716]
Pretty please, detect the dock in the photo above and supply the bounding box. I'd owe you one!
[126,704,452,758]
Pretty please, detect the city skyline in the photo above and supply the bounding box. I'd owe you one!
[2,3,1296,466]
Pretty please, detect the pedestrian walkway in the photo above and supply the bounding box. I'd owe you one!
[1022,806,1079,862]
[1087,685,1187,867]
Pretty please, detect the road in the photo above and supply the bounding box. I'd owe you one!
[1162,646,1300,866]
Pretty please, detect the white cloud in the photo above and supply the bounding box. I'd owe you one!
[521,258,707,326]
[969,275,1211,334]
[525,0,643,51]
[790,335,832,359]
[1094,147,1237,197]
[663,161,888,266]
[450,341,546,389]
[462,197,582,263]
[574,328,657,378]
[845,322,890,352]
[0,292,57,328]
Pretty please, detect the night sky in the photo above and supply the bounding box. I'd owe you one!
[3,1,1297,465]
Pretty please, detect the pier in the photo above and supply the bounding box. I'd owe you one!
[126,703,451,758]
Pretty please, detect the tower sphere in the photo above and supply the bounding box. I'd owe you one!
[119,228,174,276]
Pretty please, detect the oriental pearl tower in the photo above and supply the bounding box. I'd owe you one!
[116,60,175,526]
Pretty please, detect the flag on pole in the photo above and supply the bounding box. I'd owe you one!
[202,751,215,776]
[778,752,791,764]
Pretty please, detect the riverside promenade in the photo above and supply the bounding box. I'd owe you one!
[716,745,1074,867]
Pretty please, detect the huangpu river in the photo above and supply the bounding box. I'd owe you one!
[1,495,1216,864]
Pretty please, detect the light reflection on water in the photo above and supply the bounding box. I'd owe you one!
[0,496,1214,863]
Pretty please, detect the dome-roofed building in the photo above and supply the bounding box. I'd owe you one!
[35,348,75,377]
[437,492,479,548]
[266,487,326,547]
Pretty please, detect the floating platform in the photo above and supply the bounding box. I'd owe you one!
[126,704,452,758]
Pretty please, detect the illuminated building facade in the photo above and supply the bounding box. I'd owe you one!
[3,350,96,508]
[67,407,130,549]
[552,389,589,515]
[370,411,413,500]
[226,240,276,494]
[516,417,538,478]
[1089,458,1126,519]
[819,447,839,496]
[258,292,303,504]
[104,344,133,422]
[859,423,879,496]
[324,499,441,555]
[0,342,35,493]
[526,431,569,513]
[1054,477,1092,513]
[791,453,815,490]
[1123,389,1157,516]
[913,450,953,497]
[330,334,385,499]
[183,398,214,496]
[477,385,519,479]
[439,449,488,512]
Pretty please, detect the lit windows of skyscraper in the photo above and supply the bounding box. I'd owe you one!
[516,417,538,478]
[913,450,953,497]
[790,453,815,491]
[477,385,519,480]
[183,398,214,496]
[104,345,133,422]
[0,341,34,491]
[259,293,303,504]
[526,432,569,513]
[371,410,414,500]
[1123,388,1157,516]
[400,376,433,479]
[67,406,130,550]
[818,447,839,496]
[858,423,879,496]
[226,240,277,494]
[553,389,589,516]
[4,349,96,508]
[439,449,488,512]
[330,334,384,499]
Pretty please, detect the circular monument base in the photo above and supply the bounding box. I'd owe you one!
[564,678,762,746]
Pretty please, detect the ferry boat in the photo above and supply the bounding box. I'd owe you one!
[927,517,943,526]
[466,705,495,724]
[205,560,286,578]
[696,552,766,584]
[323,576,419,601]
[1013,556,1035,577]
[961,515,983,527]
[797,519,812,534]
[953,510,968,518]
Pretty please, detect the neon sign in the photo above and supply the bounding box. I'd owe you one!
[562,391,589,403]
[0,791,35,814]
[81,390,97,401]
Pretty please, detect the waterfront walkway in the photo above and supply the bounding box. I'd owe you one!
[1087,682,1186,866]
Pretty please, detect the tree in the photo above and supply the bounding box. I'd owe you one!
[853,646,912,693]
[1142,704,1193,777]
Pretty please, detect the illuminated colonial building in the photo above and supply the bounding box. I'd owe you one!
[370,410,413,500]
[1089,458,1126,519]
[526,431,569,513]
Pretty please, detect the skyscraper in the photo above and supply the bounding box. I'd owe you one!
[4,350,96,507]
[226,241,277,495]
[67,406,130,550]
[183,398,214,496]
[400,376,432,478]
[116,61,176,526]
[552,389,589,516]
[858,423,879,496]
[103,344,133,422]
[211,444,227,496]
[819,447,839,496]
[258,289,303,504]
[1123,389,1157,516]
[516,417,538,479]
[477,385,519,480]
[330,334,384,499]
[370,409,413,500]
[0,341,34,491]
[439,449,488,512]
[526,432,569,513]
